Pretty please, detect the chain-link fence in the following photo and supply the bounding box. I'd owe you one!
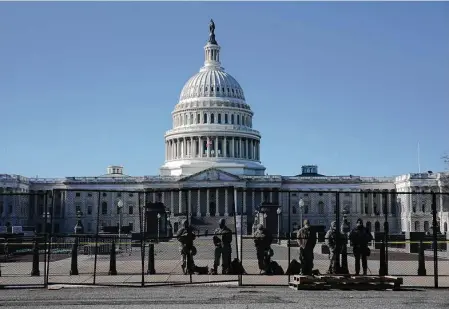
[1,188,449,288]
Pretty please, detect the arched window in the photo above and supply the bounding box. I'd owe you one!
[231,114,234,124]
[415,221,420,232]
[375,221,380,232]
[366,221,372,232]
[197,113,200,124]
[424,221,429,232]
[237,115,240,125]
[421,203,426,212]
[101,202,107,215]
[217,114,221,124]
[224,114,228,124]
[210,114,215,124]
[444,222,448,233]
[318,202,325,214]
[203,113,207,124]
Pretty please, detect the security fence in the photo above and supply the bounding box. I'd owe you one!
[0,188,449,288]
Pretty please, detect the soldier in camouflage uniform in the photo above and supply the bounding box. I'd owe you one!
[176,219,197,274]
[325,221,339,274]
[211,218,233,275]
[296,219,317,275]
[253,224,273,275]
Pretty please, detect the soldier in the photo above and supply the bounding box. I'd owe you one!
[325,221,338,274]
[297,219,317,275]
[176,219,197,274]
[211,218,233,275]
[253,224,273,275]
[349,218,373,276]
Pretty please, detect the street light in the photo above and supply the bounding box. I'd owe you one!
[276,207,282,244]
[74,210,83,234]
[117,199,123,249]
[157,213,161,242]
[298,199,305,229]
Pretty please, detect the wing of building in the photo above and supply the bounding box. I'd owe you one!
[1,22,448,235]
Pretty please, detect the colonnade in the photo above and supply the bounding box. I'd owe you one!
[166,136,260,161]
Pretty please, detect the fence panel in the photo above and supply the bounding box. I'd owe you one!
[0,193,47,287]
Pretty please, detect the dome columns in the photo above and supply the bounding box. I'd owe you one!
[165,136,260,162]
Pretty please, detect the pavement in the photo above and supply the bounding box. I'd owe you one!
[1,285,449,309]
[2,238,449,288]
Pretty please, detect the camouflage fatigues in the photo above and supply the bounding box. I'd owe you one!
[212,225,233,274]
[349,222,373,275]
[297,224,317,275]
[325,223,338,274]
[253,225,273,274]
[176,223,197,274]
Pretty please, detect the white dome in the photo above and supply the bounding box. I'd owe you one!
[179,69,245,101]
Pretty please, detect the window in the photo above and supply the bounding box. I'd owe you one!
[129,206,134,215]
[117,193,121,197]
[424,221,430,232]
[87,205,92,215]
[203,113,207,123]
[76,192,80,197]
[102,193,107,197]
[304,204,309,214]
[231,114,234,124]
[224,114,228,124]
[344,193,350,197]
[217,114,221,124]
[129,193,133,197]
[197,113,200,124]
[87,193,92,197]
[292,207,297,214]
[421,203,425,212]
[318,202,324,214]
[129,222,134,232]
[237,115,240,125]
[102,202,108,215]
[75,205,81,213]
[211,114,215,124]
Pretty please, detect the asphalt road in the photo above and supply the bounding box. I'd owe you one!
[0,286,448,309]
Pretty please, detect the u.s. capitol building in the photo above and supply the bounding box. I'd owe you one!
[1,22,448,235]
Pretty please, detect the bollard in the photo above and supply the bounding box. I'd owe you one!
[31,240,40,277]
[378,240,387,276]
[417,239,426,276]
[108,240,117,275]
[147,243,155,275]
[70,237,79,276]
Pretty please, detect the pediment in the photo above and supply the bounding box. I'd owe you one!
[180,168,241,182]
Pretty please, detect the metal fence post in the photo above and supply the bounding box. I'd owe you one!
[139,192,145,287]
[93,191,101,285]
[432,192,438,288]
[335,192,341,273]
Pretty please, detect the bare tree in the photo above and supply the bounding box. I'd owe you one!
[443,154,449,170]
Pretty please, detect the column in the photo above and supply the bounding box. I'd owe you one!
[206,189,210,217]
[246,139,249,159]
[252,190,255,214]
[162,192,165,204]
[199,136,203,157]
[215,188,219,216]
[193,137,197,158]
[231,138,235,157]
[387,191,392,216]
[240,139,243,158]
[243,190,247,214]
[188,190,192,216]
[224,137,227,158]
[152,193,156,203]
[197,189,201,217]
[215,136,218,157]
[224,188,229,216]
[178,190,183,214]
[380,191,384,215]
[260,190,264,202]
[269,190,273,203]
[207,137,211,157]
[369,190,374,216]
[170,191,174,214]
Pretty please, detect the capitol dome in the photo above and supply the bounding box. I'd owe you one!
[160,20,266,177]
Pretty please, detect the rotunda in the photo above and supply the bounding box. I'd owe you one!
[160,20,266,177]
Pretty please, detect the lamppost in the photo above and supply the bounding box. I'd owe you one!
[117,199,123,249]
[74,210,84,234]
[298,199,305,229]
[157,213,161,242]
[276,207,282,244]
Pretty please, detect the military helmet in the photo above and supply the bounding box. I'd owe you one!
[218,218,226,226]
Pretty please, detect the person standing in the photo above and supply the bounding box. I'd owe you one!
[349,218,373,276]
[253,224,273,275]
[325,221,339,274]
[176,219,197,274]
[297,219,317,275]
[212,218,233,275]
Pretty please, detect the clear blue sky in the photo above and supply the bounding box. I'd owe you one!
[1,2,448,178]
